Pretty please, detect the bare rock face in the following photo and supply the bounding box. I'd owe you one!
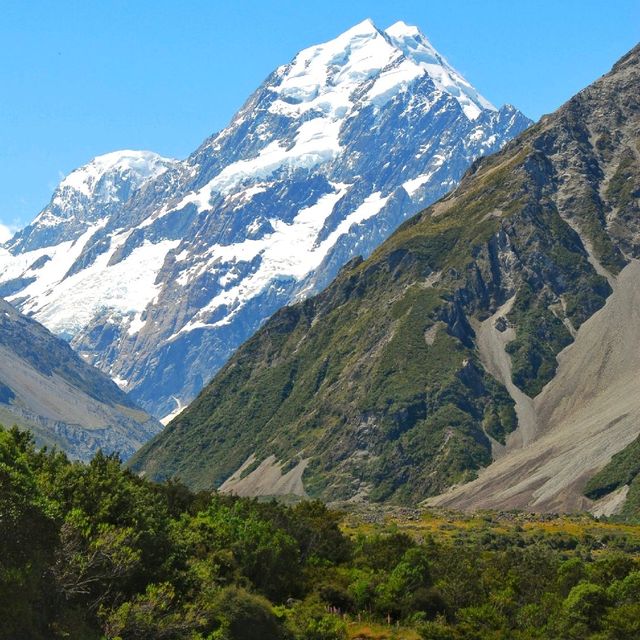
[0,20,530,419]
[131,45,640,513]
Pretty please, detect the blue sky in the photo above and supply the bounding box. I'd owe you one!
[1,0,638,235]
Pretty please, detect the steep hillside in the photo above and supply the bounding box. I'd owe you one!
[0,20,530,418]
[131,44,640,509]
[0,298,160,460]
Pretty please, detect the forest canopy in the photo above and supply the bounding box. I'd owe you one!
[2,425,640,640]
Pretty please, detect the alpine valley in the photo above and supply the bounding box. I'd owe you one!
[131,43,640,517]
[0,19,530,420]
[4,12,640,640]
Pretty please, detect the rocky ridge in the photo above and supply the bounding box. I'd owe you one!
[0,298,161,461]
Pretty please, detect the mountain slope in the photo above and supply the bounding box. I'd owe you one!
[130,44,640,509]
[0,297,161,461]
[0,20,530,418]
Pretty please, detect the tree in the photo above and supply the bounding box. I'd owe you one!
[558,582,610,638]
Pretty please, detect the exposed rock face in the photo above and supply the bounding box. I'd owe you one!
[0,298,161,461]
[130,44,640,511]
[0,20,530,418]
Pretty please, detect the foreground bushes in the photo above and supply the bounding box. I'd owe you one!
[1,426,639,639]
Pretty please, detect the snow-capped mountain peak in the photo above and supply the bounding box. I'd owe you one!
[269,19,495,123]
[57,150,177,201]
[7,150,179,253]
[384,19,420,37]
[0,20,531,419]
[270,19,396,118]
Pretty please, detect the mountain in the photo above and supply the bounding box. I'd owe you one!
[130,44,640,513]
[0,297,160,461]
[0,20,530,418]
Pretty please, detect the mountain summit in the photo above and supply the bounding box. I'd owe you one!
[265,18,495,124]
[0,20,530,418]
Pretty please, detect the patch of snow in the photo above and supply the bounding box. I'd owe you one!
[366,57,426,107]
[173,188,390,338]
[209,121,343,196]
[1,221,110,303]
[403,173,434,197]
[112,375,129,390]
[174,186,351,334]
[127,312,147,337]
[315,191,389,254]
[160,396,186,425]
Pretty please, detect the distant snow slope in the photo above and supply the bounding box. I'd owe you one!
[0,19,531,418]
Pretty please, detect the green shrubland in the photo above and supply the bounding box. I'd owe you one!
[3,426,640,640]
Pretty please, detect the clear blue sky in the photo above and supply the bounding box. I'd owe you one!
[1,0,638,235]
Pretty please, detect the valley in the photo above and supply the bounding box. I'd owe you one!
[0,13,639,640]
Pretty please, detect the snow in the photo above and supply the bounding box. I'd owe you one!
[366,57,426,107]
[235,183,270,201]
[171,120,343,208]
[5,222,179,338]
[403,173,434,197]
[142,18,498,239]
[246,218,263,234]
[0,222,110,303]
[316,191,389,253]
[173,188,393,337]
[268,18,494,122]
[384,21,496,120]
[160,396,186,425]
[167,18,494,214]
[174,186,350,334]
[270,18,394,118]
[210,120,342,196]
[112,375,129,390]
[55,150,177,201]
[127,312,147,337]
[0,16,524,407]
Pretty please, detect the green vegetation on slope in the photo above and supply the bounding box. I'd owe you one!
[4,427,640,640]
[131,133,611,502]
[130,183,522,502]
[132,45,640,503]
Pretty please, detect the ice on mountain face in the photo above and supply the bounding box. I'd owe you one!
[365,57,427,107]
[272,19,395,117]
[6,150,180,255]
[4,220,180,338]
[403,172,435,197]
[175,186,351,333]
[210,120,342,195]
[173,19,496,218]
[268,18,494,123]
[0,18,531,418]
